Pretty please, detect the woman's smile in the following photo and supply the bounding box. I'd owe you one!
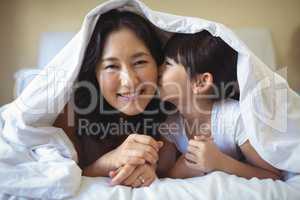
[117,89,146,102]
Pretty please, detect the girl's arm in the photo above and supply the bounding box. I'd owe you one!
[186,137,281,180]
[168,154,205,179]
[228,140,282,180]
[156,137,177,178]
[157,137,204,178]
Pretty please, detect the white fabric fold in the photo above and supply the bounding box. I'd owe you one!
[0,0,299,198]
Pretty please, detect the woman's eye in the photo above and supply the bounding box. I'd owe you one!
[104,65,118,70]
[134,60,148,66]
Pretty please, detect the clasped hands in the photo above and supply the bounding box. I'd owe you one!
[108,134,163,188]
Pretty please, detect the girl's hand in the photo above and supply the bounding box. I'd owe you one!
[110,134,163,169]
[109,163,157,187]
[170,154,205,178]
[185,135,224,173]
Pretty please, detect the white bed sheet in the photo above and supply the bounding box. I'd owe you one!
[1,173,300,200]
[73,172,300,200]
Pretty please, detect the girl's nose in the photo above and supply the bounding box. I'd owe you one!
[158,64,165,80]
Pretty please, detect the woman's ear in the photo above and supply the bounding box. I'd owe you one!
[191,73,213,95]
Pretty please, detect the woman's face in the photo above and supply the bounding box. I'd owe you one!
[96,28,158,116]
[158,57,191,105]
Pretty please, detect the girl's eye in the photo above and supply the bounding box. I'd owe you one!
[134,60,148,66]
[165,61,172,67]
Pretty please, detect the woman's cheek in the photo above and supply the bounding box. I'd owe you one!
[99,72,120,92]
[138,65,158,84]
[151,65,158,80]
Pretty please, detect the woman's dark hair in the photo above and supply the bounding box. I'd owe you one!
[164,30,238,100]
[74,10,166,145]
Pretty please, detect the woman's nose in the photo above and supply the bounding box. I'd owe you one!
[120,68,140,88]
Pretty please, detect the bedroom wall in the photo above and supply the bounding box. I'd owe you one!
[0,0,300,105]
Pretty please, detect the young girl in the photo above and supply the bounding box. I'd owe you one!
[158,30,282,180]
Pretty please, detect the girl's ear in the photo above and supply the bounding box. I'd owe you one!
[191,73,213,95]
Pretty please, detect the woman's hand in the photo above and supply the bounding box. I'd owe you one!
[110,134,163,169]
[185,135,224,173]
[109,163,157,187]
[82,134,163,177]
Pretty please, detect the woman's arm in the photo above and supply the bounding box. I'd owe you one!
[53,103,83,164]
[54,104,163,177]
[81,149,119,177]
[53,103,108,176]
[53,104,126,177]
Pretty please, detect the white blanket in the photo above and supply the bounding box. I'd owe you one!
[0,0,300,199]
[74,172,300,200]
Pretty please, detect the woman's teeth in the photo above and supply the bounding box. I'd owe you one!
[117,90,144,101]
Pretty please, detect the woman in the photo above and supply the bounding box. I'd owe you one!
[54,9,167,187]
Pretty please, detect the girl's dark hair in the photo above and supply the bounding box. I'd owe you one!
[164,30,238,100]
[74,10,165,143]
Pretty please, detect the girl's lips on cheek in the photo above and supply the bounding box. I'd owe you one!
[157,78,164,87]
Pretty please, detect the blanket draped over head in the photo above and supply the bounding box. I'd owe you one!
[0,0,299,199]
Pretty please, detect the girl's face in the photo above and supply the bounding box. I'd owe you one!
[96,28,158,116]
[158,57,191,105]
